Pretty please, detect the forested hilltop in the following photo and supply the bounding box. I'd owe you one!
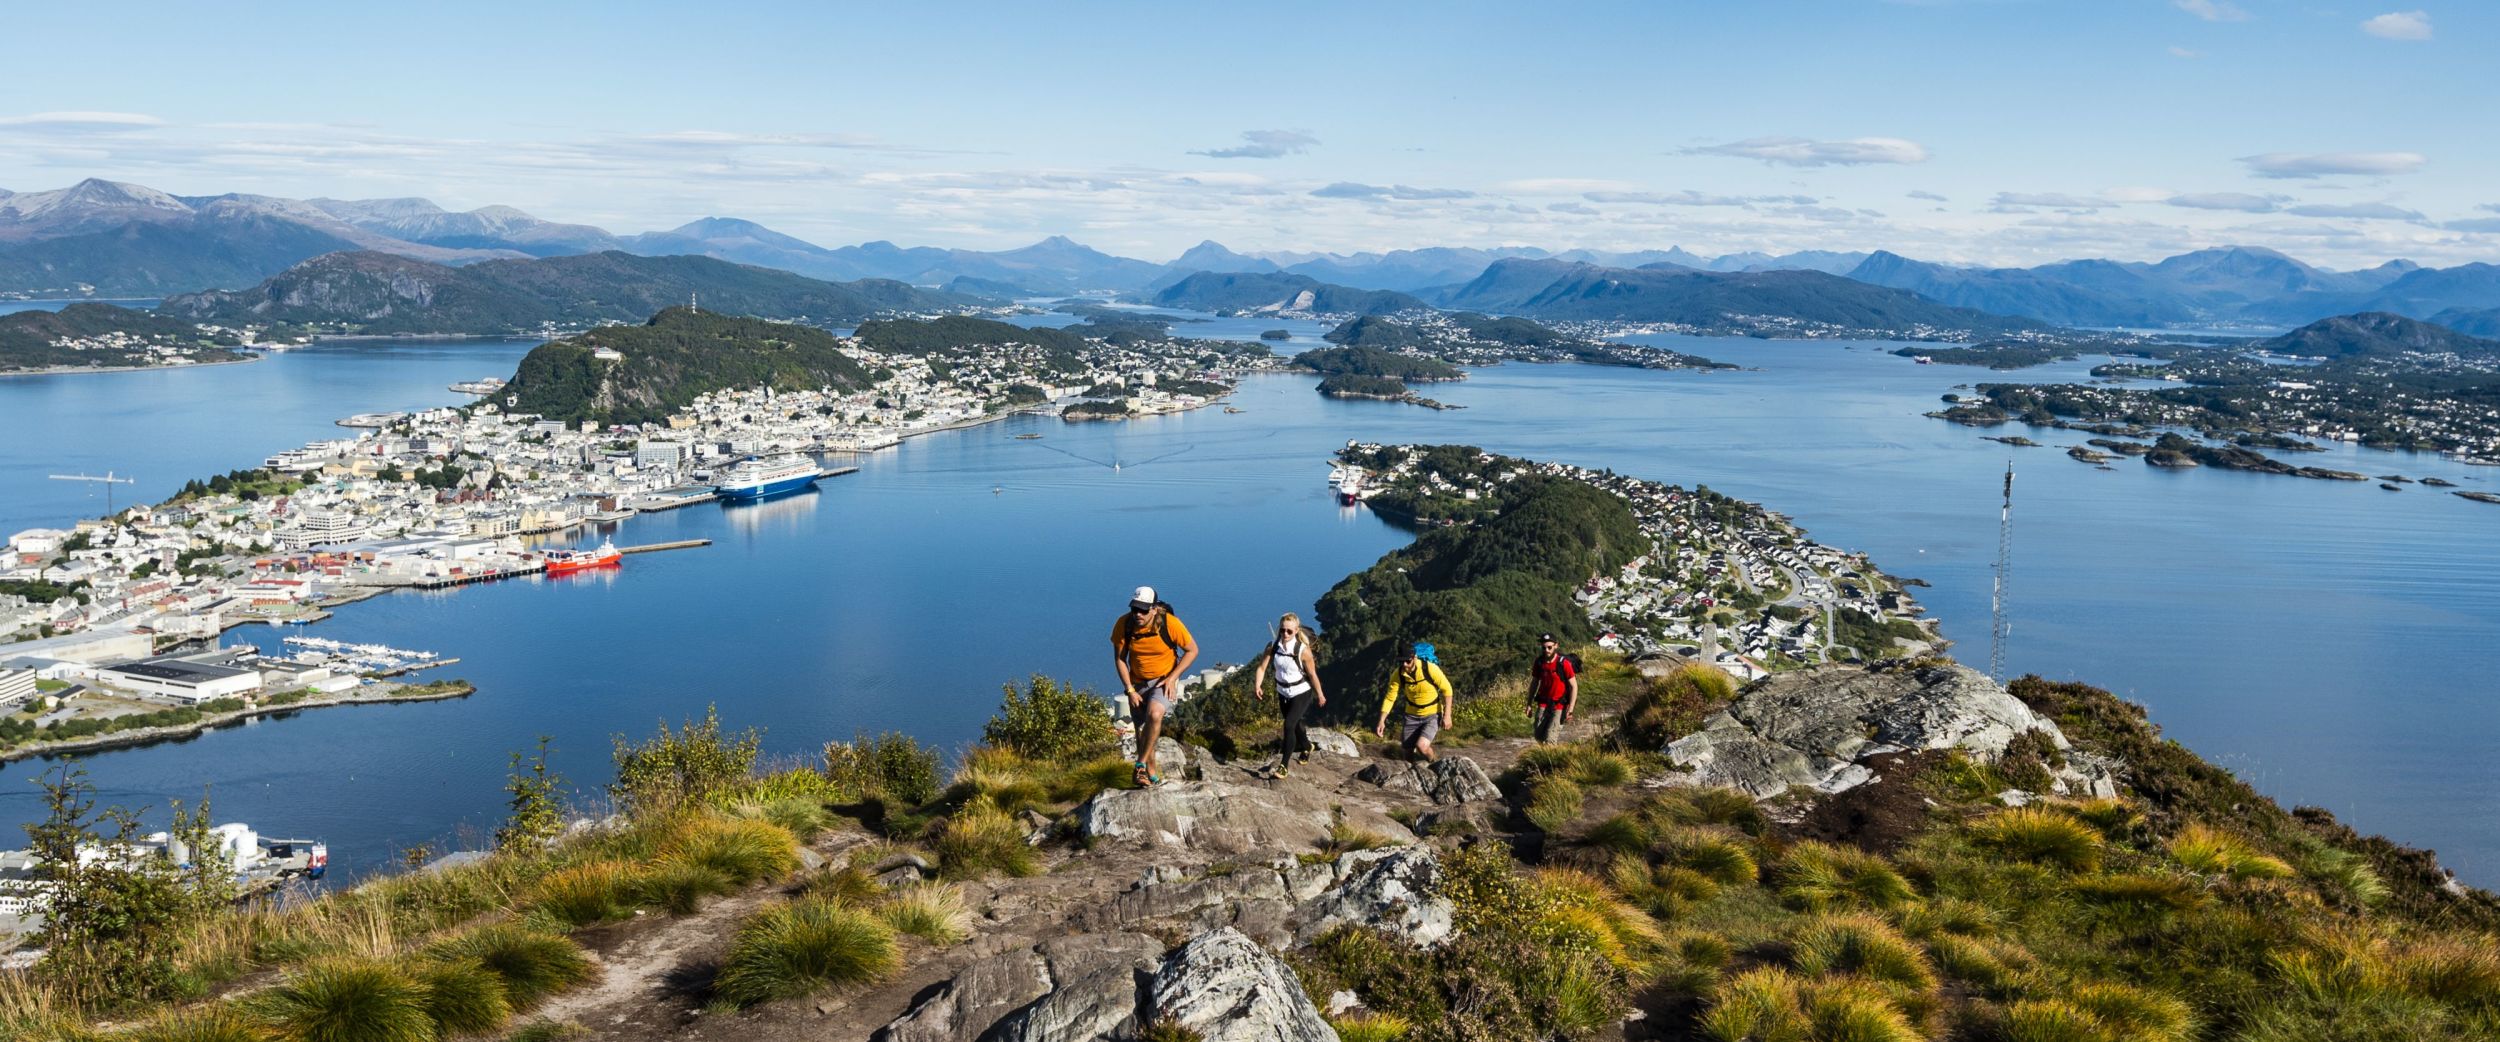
[500,307,872,425]
[0,303,246,371]
[160,250,967,335]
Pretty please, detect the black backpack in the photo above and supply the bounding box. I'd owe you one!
[1128,602,1187,654]
[1535,651,1582,680]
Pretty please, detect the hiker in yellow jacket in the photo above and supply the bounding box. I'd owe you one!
[1374,641,1454,762]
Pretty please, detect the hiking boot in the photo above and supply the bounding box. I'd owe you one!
[1297,751,1311,764]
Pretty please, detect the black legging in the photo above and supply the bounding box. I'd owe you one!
[1279,688,1317,760]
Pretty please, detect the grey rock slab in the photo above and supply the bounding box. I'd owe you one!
[1304,728,1360,758]
[875,948,1052,1042]
[1665,663,2076,800]
[1078,780,1408,856]
[984,932,1165,1042]
[1148,927,1339,1042]
[1290,845,1453,947]
[1352,756,1501,805]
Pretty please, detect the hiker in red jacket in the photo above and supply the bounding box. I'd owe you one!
[1530,633,1578,744]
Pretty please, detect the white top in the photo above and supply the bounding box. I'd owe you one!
[1271,635,1311,693]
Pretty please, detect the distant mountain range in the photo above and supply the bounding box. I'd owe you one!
[8,178,2500,333]
[160,251,965,334]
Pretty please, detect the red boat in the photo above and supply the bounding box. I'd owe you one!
[543,541,621,574]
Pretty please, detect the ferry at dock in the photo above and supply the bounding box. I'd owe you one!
[542,540,621,574]
[713,454,822,501]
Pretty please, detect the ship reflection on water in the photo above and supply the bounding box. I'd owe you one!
[719,485,821,539]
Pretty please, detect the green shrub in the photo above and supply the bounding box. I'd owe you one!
[873,884,972,946]
[803,863,886,906]
[2066,981,2194,1042]
[2003,998,2109,1042]
[1790,915,1938,996]
[424,926,593,1010]
[711,896,900,1008]
[1618,664,1737,750]
[2168,824,2292,881]
[1661,826,1761,887]
[824,731,942,806]
[1699,967,1809,1042]
[608,705,760,814]
[1804,977,1922,1042]
[932,797,1038,880]
[1971,807,2104,873]
[982,676,1117,764]
[416,959,513,1035]
[252,959,435,1042]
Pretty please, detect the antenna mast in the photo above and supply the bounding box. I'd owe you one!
[1989,461,2014,682]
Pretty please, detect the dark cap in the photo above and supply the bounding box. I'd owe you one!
[1539,633,1557,643]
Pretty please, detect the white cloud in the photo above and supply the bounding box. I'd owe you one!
[0,111,164,131]
[2284,202,2424,220]
[1992,191,2112,210]
[2167,191,2283,212]
[1308,181,1473,200]
[2174,0,2250,22]
[2168,46,2203,59]
[1907,190,1948,202]
[1583,190,1816,206]
[2240,151,2427,178]
[1545,201,1598,215]
[1687,136,1928,167]
[2360,11,2432,41]
[2445,217,2500,233]
[1190,130,1318,160]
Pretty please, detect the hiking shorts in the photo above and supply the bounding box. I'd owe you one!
[1138,677,1177,716]
[1399,713,1443,746]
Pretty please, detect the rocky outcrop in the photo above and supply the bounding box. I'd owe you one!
[1663,663,2090,798]
[1305,727,1360,758]
[1354,756,1502,805]
[1288,845,1452,947]
[1077,780,1410,855]
[1148,928,1339,1042]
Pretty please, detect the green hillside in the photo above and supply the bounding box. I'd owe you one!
[1291,345,1464,381]
[0,303,242,370]
[500,308,871,425]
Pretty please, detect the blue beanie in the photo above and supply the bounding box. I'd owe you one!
[1412,642,1437,663]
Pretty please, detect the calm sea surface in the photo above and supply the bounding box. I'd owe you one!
[2,326,2496,885]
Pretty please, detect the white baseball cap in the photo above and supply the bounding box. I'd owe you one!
[1130,585,1157,607]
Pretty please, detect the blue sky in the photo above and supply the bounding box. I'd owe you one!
[1,0,2492,267]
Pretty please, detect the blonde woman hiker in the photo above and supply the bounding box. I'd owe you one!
[1112,585,1196,787]
[1374,641,1454,763]
[1252,611,1326,778]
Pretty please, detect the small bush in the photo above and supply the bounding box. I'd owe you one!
[528,860,646,927]
[1970,807,2104,873]
[252,959,435,1042]
[711,896,900,1008]
[873,884,972,946]
[824,732,942,806]
[417,958,513,1035]
[931,797,1038,881]
[1619,664,1737,750]
[663,816,800,885]
[424,926,593,1010]
[1776,842,1916,913]
[609,706,760,813]
[982,676,1117,764]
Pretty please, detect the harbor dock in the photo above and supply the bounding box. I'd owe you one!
[619,539,710,555]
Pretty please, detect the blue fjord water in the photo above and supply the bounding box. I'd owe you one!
[1,331,2495,884]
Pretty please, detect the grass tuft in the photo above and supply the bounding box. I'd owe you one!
[122,1004,270,1042]
[637,860,737,915]
[1970,807,2104,873]
[251,959,436,1042]
[527,859,647,927]
[872,883,973,946]
[1326,1011,1411,1042]
[2168,824,2293,881]
[1775,841,1916,913]
[931,796,1039,881]
[662,816,801,885]
[1523,777,1586,833]
[416,958,514,1035]
[423,925,594,1011]
[1699,967,1809,1042]
[711,896,900,1008]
